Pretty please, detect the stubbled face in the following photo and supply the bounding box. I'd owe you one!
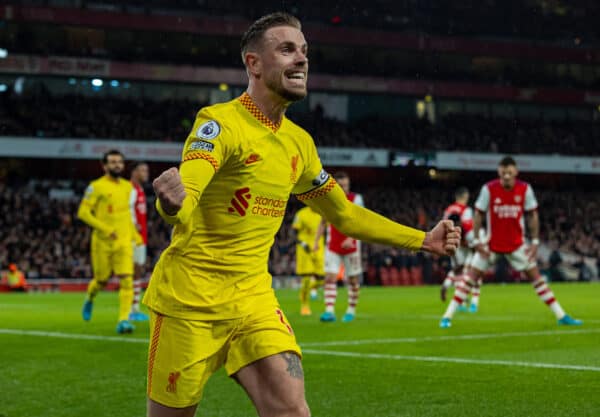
[497,164,518,189]
[104,154,124,179]
[133,164,149,183]
[258,26,308,102]
[337,177,350,194]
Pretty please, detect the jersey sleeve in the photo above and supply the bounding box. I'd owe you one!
[524,184,538,211]
[291,135,330,197]
[474,185,490,212]
[157,107,233,225]
[77,182,113,235]
[180,108,234,172]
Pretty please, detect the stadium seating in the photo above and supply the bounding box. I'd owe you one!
[2,92,598,155]
[2,179,596,284]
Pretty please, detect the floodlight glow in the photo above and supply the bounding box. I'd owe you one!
[91,78,104,87]
[0,48,7,59]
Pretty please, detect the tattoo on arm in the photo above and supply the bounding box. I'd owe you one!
[282,353,304,379]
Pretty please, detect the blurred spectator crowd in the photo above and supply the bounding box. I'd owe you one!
[8,0,599,44]
[1,92,599,155]
[1,179,598,284]
[0,91,201,142]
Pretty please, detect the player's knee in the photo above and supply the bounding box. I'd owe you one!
[266,398,310,417]
[119,276,133,290]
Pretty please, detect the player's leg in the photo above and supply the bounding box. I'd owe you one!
[234,353,309,417]
[309,276,323,300]
[343,275,360,322]
[114,244,136,333]
[310,249,325,300]
[342,250,362,322]
[227,303,309,417]
[299,275,313,316]
[147,312,231,417]
[469,278,481,313]
[440,251,492,328]
[320,249,341,322]
[82,237,111,321]
[295,250,313,315]
[441,247,467,302]
[508,246,582,325]
[130,244,149,321]
[462,250,481,312]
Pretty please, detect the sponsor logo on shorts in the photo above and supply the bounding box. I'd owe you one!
[166,371,180,393]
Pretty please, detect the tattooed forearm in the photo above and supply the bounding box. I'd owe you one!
[282,353,304,379]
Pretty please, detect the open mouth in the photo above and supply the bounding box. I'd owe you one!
[285,71,306,81]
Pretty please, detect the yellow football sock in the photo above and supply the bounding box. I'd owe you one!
[118,276,134,322]
[310,277,324,290]
[300,276,311,305]
[86,279,106,301]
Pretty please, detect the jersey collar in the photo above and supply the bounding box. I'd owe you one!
[238,92,282,133]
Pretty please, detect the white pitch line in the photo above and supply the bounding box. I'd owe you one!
[0,328,147,343]
[2,328,599,348]
[2,328,599,372]
[302,349,600,372]
[300,327,600,347]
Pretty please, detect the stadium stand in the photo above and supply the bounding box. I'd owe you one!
[1,179,598,285]
[1,92,599,155]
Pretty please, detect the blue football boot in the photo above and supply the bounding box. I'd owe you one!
[320,311,336,322]
[116,320,135,334]
[82,300,93,321]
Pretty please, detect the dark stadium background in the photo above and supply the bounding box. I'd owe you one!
[2,3,600,417]
[1,0,599,287]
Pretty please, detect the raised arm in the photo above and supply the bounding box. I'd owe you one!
[154,110,231,225]
[154,160,215,225]
[302,180,460,256]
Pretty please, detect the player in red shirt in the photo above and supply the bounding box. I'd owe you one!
[440,157,582,328]
[317,172,364,323]
[440,187,483,312]
[129,161,150,321]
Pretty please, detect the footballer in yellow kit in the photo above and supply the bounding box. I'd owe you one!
[293,206,325,276]
[292,205,324,315]
[77,150,141,334]
[144,93,431,407]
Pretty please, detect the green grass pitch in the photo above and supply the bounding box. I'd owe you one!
[1,283,599,417]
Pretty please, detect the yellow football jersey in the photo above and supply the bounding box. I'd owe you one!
[144,93,330,320]
[292,206,325,253]
[77,175,136,247]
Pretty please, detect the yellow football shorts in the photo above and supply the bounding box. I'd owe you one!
[147,300,301,408]
[90,235,133,281]
[296,248,324,276]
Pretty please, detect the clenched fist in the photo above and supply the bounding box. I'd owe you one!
[153,167,186,216]
[421,220,461,256]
